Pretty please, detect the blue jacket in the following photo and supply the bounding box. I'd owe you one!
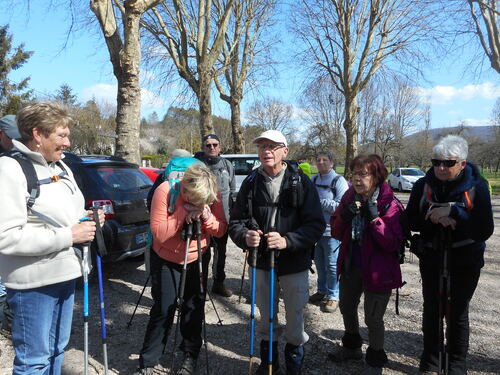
[406,162,494,269]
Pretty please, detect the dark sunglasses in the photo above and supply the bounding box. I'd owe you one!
[205,143,219,148]
[431,159,459,167]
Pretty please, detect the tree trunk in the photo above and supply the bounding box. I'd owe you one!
[113,10,142,165]
[230,99,244,153]
[343,95,359,178]
[198,73,214,140]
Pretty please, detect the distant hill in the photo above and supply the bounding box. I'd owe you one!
[407,125,495,142]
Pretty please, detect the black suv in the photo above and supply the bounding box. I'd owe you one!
[63,153,153,262]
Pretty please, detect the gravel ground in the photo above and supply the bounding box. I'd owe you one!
[1,193,499,375]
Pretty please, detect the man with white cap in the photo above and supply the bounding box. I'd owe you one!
[229,130,325,374]
[0,114,19,339]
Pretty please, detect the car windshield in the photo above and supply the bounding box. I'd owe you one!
[402,169,424,176]
[231,158,261,175]
[90,166,153,191]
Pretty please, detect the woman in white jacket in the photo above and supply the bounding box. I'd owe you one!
[0,102,104,375]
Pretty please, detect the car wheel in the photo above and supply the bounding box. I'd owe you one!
[398,182,403,192]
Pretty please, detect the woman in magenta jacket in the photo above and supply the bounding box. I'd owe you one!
[329,154,404,375]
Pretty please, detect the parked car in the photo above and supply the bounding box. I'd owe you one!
[388,167,425,192]
[63,153,153,262]
[140,167,161,182]
[221,154,260,191]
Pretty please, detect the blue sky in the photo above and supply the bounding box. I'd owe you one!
[1,2,499,130]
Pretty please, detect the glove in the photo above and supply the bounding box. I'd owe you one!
[341,202,359,222]
[364,200,378,221]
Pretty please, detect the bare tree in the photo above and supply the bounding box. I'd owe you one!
[141,0,234,140]
[245,97,294,135]
[90,0,161,164]
[214,0,277,153]
[293,0,437,175]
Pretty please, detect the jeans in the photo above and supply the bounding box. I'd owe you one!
[7,279,76,375]
[211,232,228,283]
[139,249,210,368]
[314,236,340,300]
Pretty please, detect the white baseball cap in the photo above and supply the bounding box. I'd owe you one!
[253,130,287,147]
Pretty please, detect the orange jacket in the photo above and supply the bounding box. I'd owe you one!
[150,181,228,264]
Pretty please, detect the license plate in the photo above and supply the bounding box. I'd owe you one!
[136,232,147,244]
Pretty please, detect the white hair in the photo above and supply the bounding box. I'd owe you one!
[432,135,468,160]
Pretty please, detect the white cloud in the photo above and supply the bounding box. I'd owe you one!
[418,82,500,105]
[80,83,168,111]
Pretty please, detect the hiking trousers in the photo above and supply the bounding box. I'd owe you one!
[211,232,228,283]
[139,249,210,368]
[339,267,391,351]
[419,252,480,374]
[253,268,309,346]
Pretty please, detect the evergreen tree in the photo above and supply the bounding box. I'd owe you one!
[0,24,33,115]
[55,83,77,106]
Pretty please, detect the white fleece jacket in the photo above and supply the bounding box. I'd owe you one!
[0,140,85,289]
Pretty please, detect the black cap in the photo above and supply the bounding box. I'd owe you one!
[202,134,220,143]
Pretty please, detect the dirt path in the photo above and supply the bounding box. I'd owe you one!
[1,194,499,374]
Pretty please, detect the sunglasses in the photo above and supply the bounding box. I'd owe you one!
[431,159,459,167]
[205,143,219,148]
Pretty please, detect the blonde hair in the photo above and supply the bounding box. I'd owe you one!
[17,102,75,142]
[181,164,218,207]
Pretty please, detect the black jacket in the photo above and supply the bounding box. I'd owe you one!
[229,163,325,276]
[406,162,494,270]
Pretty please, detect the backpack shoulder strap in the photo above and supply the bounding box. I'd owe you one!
[3,150,39,208]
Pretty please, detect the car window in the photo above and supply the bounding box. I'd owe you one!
[229,158,260,176]
[402,169,424,176]
[90,166,153,191]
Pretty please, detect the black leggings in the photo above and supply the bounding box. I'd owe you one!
[139,249,210,368]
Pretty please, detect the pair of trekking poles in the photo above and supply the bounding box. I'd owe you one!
[247,221,277,375]
[81,208,109,375]
[438,226,452,375]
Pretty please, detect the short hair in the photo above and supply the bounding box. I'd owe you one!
[349,154,388,185]
[181,164,218,207]
[433,135,468,160]
[17,102,75,142]
[316,151,334,163]
[171,148,191,158]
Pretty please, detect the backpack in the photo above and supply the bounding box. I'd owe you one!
[312,174,341,199]
[380,196,410,264]
[419,182,475,215]
[146,156,202,212]
[1,150,68,211]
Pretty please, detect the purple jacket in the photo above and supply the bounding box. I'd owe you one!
[331,182,403,291]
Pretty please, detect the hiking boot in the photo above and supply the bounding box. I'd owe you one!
[328,346,363,362]
[177,352,198,375]
[361,366,382,375]
[256,340,280,375]
[211,281,232,297]
[365,347,388,368]
[284,343,305,375]
[321,299,338,313]
[134,367,154,375]
[308,292,325,304]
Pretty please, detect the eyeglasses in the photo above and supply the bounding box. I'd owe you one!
[352,171,371,178]
[257,143,285,152]
[431,159,458,167]
[204,143,219,149]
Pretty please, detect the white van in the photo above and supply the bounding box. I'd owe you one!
[221,154,260,191]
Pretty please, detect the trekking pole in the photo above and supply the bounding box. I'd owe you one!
[170,221,193,372]
[194,220,210,375]
[268,237,276,375]
[247,220,259,375]
[438,226,452,375]
[82,241,90,375]
[127,274,150,329]
[92,208,109,374]
[239,250,249,304]
[205,287,224,326]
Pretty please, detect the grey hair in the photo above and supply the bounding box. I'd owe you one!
[316,151,334,162]
[432,135,468,160]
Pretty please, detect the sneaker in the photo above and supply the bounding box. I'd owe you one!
[328,346,363,362]
[134,367,154,375]
[211,282,232,297]
[308,292,325,304]
[321,299,338,313]
[177,352,198,375]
